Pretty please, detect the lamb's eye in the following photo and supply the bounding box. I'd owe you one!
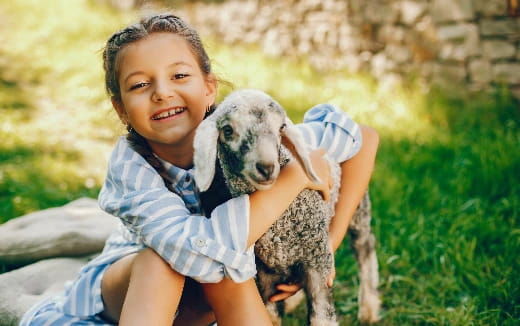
[280,123,287,132]
[222,125,234,138]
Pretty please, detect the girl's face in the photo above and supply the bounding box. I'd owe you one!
[113,32,216,164]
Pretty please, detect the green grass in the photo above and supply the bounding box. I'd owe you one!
[0,0,128,220]
[1,0,519,324]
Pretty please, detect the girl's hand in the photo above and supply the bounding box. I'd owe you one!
[269,282,302,302]
[269,249,336,302]
[327,238,336,287]
[327,262,336,287]
[305,148,332,202]
[269,262,335,302]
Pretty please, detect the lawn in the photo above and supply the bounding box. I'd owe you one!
[1,0,519,325]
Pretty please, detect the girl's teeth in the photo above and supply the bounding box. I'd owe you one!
[153,107,185,120]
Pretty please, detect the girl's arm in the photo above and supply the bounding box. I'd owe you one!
[270,104,379,301]
[247,148,331,247]
[329,125,379,252]
[271,127,378,300]
[99,137,329,284]
[297,104,379,252]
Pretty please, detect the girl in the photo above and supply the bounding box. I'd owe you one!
[21,13,378,326]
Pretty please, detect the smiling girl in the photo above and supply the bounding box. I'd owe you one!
[20,13,378,326]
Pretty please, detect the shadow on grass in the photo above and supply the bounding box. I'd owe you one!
[0,63,35,115]
[0,79,28,110]
[0,61,101,223]
[0,144,100,224]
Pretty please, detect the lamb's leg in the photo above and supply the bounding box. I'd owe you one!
[349,192,381,324]
[304,268,338,326]
[256,267,285,326]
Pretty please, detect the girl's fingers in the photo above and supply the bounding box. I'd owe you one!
[269,283,302,302]
[327,266,336,287]
[269,292,293,302]
[276,283,301,292]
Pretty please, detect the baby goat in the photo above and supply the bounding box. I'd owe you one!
[193,89,380,325]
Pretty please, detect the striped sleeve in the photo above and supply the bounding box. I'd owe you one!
[297,103,362,162]
[98,138,255,283]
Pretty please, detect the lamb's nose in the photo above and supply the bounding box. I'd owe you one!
[256,162,274,179]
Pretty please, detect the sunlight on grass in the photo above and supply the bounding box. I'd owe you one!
[207,40,435,141]
[0,0,137,220]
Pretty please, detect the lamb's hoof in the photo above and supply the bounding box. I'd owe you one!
[358,293,381,324]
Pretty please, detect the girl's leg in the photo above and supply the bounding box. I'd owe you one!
[202,278,273,326]
[175,278,216,326]
[100,248,185,326]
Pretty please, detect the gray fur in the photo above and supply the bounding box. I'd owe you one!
[193,89,380,325]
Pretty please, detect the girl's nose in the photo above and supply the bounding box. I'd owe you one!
[151,81,174,102]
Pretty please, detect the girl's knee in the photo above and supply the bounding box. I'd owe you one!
[202,278,260,303]
[202,278,272,325]
[133,248,183,282]
[204,277,241,292]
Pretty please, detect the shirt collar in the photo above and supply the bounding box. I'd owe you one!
[156,155,195,189]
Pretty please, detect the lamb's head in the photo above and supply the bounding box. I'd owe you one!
[193,89,320,192]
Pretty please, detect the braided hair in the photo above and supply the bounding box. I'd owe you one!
[102,14,216,193]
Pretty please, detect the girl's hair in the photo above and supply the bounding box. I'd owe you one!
[102,13,216,193]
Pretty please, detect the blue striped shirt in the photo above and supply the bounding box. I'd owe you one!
[20,103,361,325]
[98,103,361,283]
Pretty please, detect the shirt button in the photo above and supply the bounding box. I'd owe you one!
[195,239,206,248]
[185,175,191,182]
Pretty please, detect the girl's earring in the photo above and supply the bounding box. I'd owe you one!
[127,124,134,133]
[204,105,214,117]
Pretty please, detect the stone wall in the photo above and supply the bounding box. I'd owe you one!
[169,0,520,99]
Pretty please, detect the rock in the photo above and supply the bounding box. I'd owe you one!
[0,197,118,266]
[0,256,90,326]
[492,63,520,84]
[431,0,475,23]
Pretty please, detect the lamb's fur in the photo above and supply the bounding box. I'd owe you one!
[193,89,380,325]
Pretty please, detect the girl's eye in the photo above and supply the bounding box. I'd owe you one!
[129,82,148,91]
[174,73,189,79]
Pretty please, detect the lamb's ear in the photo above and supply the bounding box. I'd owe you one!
[281,118,321,183]
[193,119,219,192]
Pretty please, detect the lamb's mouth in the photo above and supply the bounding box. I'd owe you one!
[248,175,276,190]
[151,107,187,120]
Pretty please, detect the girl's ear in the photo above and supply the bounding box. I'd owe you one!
[111,97,129,125]
[204,73,218,105]
[193,118,219,192]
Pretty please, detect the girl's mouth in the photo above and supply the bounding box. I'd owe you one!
[151,107,187,120]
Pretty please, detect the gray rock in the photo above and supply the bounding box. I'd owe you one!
[0,256,90,326]
[0,197,117,266]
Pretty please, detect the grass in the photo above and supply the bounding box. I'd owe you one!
[0,0,128,220]
[1,0,519,324]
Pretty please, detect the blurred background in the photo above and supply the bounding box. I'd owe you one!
[0,0,518,324]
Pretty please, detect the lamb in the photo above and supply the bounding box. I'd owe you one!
[193,89,381,325]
